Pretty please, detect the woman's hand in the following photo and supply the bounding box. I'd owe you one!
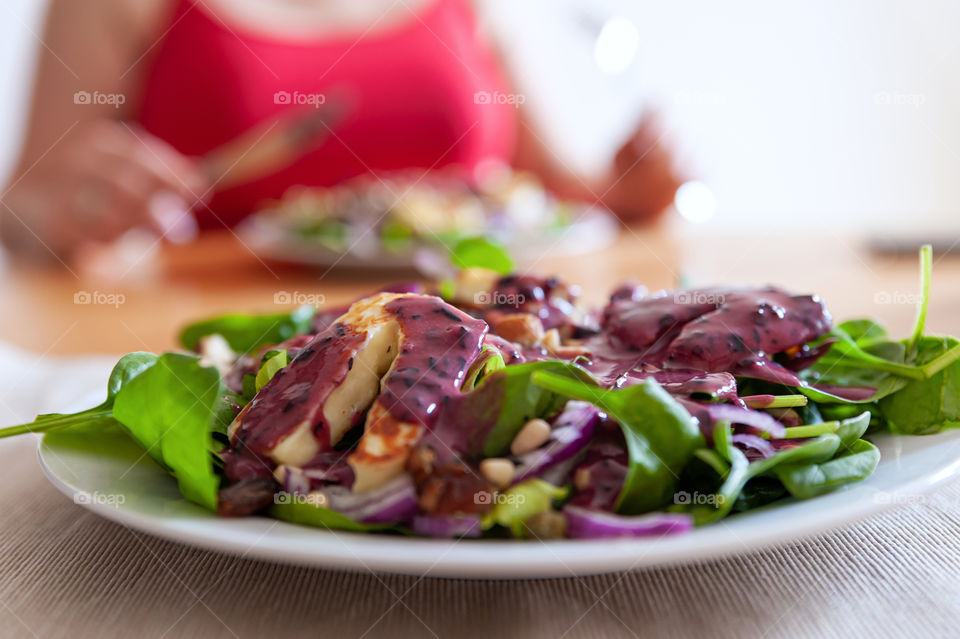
[1,119,210,260]
[514,108,685,225]
[599,113,685,223]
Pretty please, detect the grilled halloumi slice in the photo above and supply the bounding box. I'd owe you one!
[228,292,487,493]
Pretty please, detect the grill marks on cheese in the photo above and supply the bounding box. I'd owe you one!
[226,293,487,492]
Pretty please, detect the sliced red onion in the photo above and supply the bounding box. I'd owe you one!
[537,453,584,487]
[763,407,801,428]
[811,384,878,402]
[731,359,805,387]
[704,403,786,439]
[512,401,600,483]
[321,475,419,525]
[731,433,776,460]
[410,514,482,538]
[275,465,311,495]
[300,453,355,488]
[563,505,694,539]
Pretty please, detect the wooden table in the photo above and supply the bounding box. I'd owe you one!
[3,227,960,639]
[1,227,957,355]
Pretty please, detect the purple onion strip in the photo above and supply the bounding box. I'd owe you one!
[322,475,419,525]
[563,505,694,539]
[704,403,786,439]
[512,401,600,483]
[410,515,482,538]
[731,433,776,460]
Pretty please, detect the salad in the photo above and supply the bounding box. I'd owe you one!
[4,245,959,540]
[245,168,599,258]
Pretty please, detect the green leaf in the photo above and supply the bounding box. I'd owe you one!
[297,219,348,250]
[696,422,749,523]
[686,423,842,525]
[112,353,223,510]
[741,394,808,409]
[809,328,921,382]
[802,337,911,404]
[780,411,871,446]
[908,244,933,351]
[0,352,158,439]
[380,219,413,253]
[461,344,506,393]
[531,373,703,515]
[837,319,888,346]
[269,500,396,532]
[449,236,513,274]
[879,336,960,434]
[732,477,788,512]
[255,349,289,391]
[836,411,872,447]
[481,361,597,457]
[801,245,947,408]
[481,479,568,538]
[240,373,257,403]
[179,306,316,354]
[774,439,880,499]
[43,418,148,461]
[438,277,456,301]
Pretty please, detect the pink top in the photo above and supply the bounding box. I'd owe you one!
[137,0,518,227]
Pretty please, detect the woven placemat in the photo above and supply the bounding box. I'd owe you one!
[2,435,958,639]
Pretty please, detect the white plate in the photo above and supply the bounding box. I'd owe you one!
[38,426,960,579]
[237,208,619,271]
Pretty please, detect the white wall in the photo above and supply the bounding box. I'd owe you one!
[3,0,959,234]
[486,0,960,234]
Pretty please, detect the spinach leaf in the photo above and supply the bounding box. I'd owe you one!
[298,219,348,250]
[112,353,224,510]
[774,439,880,499]
[480,361,597,457]
[801,330,914,405]
[807,327,920,385]
[180,306,315,353]
[0,351,233,510]
[380,219,413,253]
[837,319,888,345]
[879,336,960,434]
[801,245,960,413]
[732,477,788,512]
[687,423,843,525]
[449,236,513,274]
[781,411,872,445]
[43,418,145,461]
[531,372,704,515]
[461,344,506,392]
[240,373,257,403]
[801,247,931,403]
[686,412,872,522]
[481,479,568,538]
[0,352,158,439]
[255,349,288,391]
[269,500,396,532]
[908,243,932,351]
[835,411,872,447]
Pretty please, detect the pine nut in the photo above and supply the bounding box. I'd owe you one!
[541,328,561,353]
[510,418,552,456]
[574,467,591,491]
[480,457,515,488]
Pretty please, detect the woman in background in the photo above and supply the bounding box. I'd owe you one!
[1,0,682,259]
